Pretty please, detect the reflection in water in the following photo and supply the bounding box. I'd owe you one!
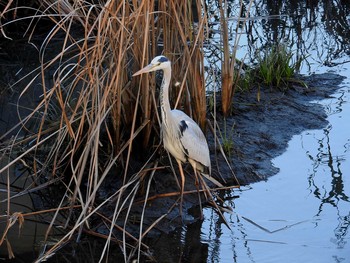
[232,214,255,263]
[181,218,209,263]
[205,0,350,75]
[245,0,350,71]
[201,83,350,262]
[0,163,64,260]
[306,91,350,251]
[308,124,348,208]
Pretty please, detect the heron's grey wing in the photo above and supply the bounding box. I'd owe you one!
[171,110,211,171]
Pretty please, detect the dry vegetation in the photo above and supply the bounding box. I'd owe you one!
[0,0,249,261]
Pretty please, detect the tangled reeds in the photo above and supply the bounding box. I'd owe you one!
[0,0,245,261]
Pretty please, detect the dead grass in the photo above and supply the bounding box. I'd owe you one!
[220,0,253,116]
[0,0,242,261]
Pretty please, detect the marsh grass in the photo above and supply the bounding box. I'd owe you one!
[217,118,235,157]
[0,0,242,261]
[254,43,303,90]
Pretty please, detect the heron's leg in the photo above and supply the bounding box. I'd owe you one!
[193,167,203,220]
[176,159,185,217]
[167,151,181,189]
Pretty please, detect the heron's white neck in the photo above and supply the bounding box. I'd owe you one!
[160,66,172,123]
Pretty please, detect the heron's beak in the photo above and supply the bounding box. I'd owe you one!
[132,63,154,76]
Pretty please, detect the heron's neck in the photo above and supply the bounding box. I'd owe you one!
[160,66,172,122]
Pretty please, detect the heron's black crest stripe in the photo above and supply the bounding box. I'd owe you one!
[179,120,188,136]
[158,56,169,63]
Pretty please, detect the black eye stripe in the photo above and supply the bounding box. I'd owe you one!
[158,56,169,63]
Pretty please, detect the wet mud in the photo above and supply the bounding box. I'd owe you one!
[216,73,345,185]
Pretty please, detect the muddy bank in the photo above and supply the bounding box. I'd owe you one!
[214,73,345,185]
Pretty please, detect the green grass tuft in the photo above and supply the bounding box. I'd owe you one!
[253,44,303,90]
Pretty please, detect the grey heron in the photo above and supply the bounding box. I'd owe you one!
[133,55,217,214]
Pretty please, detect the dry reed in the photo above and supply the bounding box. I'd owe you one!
[0,0,243,261]
[219,0,253,116]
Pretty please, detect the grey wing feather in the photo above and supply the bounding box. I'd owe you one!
[171,110,211,171]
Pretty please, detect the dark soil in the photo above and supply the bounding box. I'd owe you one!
[213,73,345,185]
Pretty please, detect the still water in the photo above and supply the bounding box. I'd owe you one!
[200,1,350,262]
[202,83,350,262]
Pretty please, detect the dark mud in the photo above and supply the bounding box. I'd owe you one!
[215,73,346,185]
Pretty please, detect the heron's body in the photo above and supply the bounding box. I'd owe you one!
[133,56,211,174]
[159,67,210,175]
[133,55,212,214]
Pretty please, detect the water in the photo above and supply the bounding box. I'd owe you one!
[200,1,350,262]
[202,87,350,261]
[202,75,350,263]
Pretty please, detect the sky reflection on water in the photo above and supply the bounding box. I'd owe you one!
[202,83,350,262]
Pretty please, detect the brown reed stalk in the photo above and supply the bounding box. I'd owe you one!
[220,0,253,116]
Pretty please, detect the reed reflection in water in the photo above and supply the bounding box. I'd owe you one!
[200,84,350,262]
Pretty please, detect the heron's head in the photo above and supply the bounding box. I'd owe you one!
[133,55,171,76]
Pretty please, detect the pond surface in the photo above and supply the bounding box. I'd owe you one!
[198,1,350,262]
[201,83,350,262]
